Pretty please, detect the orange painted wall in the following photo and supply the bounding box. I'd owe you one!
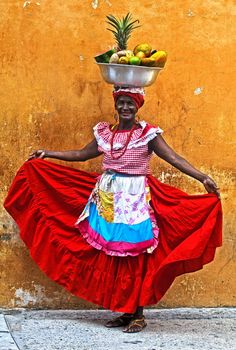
[0,0,235,308]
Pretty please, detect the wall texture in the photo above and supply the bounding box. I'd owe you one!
[0,0,235,308]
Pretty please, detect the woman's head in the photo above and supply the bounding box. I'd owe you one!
[113,87,145,109]
[113,87,145,122]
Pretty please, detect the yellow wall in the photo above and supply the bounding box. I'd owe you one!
[0,0,235,308]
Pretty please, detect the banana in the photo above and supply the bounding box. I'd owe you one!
[116,50,134,58]
[109,53,119,63]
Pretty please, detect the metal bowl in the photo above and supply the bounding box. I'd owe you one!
[96,63,163,87]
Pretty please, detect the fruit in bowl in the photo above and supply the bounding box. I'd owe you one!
[94,49,116,63]
[151,50,168,67]
[134,43,152,57]
[107,44,167,68]
[94,13,167,68]
[129,56,141,65]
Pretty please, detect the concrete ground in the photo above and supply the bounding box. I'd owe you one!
[0,308,236,350]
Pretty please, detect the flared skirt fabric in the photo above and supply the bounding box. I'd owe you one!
[4,159,222,313]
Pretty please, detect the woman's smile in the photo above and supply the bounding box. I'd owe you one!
[120,111,133,118]
[115,95,138,122]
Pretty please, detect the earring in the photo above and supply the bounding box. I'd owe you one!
[114,112,119,122]
[111,112,119,130]
[135,114,140,123]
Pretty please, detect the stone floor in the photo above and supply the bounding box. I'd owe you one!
[0,308,236,350]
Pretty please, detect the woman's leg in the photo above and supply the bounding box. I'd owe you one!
[133,306,144,318]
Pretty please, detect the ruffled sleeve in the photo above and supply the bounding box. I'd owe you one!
[93,122,111,153]
[127,121,163,149]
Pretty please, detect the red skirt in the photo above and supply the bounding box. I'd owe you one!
[4,159,222,313]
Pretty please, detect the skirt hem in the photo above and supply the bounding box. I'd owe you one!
[4,159,223,313]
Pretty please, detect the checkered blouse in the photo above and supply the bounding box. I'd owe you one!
[94,121,163,175]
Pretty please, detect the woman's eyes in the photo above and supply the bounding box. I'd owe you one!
[118,102,135,107]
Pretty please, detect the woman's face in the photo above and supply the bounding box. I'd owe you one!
[115,95,138,122]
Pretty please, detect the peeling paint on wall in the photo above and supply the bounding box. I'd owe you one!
[23,1,31,8]
[23,1,40,8]
[91,0,99,9]
[194,87,204,95]
[104,0,112,6]
[187,9,195,17]
[14,285,53,307]
[91,0,112,9]
[0,233,11,241]
[15,288,38,306]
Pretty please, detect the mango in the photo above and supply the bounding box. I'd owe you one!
[151,50,167,67]
[135,51,146,59]
[141,57,156,67]
[134,43,152,57]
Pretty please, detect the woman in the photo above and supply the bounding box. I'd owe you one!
[4,87,222,333]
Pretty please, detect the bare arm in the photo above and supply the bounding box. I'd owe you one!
[149,134,220,198]
[29,138,102,162]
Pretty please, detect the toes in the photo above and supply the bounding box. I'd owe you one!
[122,319,147,333]
[124,326,139,333]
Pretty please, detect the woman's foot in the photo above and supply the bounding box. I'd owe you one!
[105,313,133,328]
[123,316,147,333]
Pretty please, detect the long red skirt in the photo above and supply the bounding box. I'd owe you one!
[4,159,222,313]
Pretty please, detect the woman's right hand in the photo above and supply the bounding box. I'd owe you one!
[28,149,46,161]
[202,176,221,199]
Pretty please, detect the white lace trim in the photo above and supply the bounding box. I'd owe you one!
[128,127,163,149]
[94,121,163,151]
[113,87,145,95]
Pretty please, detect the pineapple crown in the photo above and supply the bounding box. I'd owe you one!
[106,13,140,51]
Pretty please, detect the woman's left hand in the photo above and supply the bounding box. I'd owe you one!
[202,176,220,199]
[149,135,221,199]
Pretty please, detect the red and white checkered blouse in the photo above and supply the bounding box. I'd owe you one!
[94,121,163,175]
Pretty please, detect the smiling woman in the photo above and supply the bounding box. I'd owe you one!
[116,95,138,120]
[4,86,222,334]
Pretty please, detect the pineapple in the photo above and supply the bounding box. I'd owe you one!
[106,13,140,51]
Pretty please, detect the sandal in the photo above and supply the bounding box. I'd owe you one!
[105,314,133,328]
[123,317,147,333]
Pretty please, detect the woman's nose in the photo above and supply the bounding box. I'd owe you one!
[122,102,129,109]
